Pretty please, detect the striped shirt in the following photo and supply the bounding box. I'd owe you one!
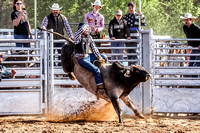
[74,24,100,58]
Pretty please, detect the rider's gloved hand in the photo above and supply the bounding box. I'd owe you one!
[98,57,105,63]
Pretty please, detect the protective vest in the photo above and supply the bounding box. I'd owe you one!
[47,13,65,39]
[74,35,91,56]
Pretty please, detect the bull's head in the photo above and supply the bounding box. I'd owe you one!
[112,61,151,82]
[129,65,151,82]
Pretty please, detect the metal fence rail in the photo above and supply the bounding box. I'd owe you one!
[152,38,200,113]
[0,36,47,115]
[1,29,200,115]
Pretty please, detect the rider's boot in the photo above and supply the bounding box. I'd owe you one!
[96,84,107,100]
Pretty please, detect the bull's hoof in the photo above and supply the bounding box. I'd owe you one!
[118,116,123,123]
[137,114,145,119]
[68,72,76,80]
[135,110,145,119]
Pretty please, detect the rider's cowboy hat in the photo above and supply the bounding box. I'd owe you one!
[91,0,104,8]
[49,3,63,10]
[180,13,196,20]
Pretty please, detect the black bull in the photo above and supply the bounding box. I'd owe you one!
[61,42,150,123]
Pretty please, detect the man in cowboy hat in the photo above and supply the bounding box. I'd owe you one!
[84,0,104,48]
[180,13,200,68]
[40,3,74,66]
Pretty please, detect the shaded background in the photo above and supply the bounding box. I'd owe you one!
[0,0,200,38]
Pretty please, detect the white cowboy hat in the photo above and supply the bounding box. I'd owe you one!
[49,3,63,10]
[91,0,104,7]
[180,13,196,20]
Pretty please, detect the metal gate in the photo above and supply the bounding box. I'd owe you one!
[46,31,153,115]
[0,31,47,115]
[152,37,200,113]
[2,29,199,115]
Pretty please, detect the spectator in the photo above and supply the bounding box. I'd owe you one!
[180,13,200,68]
[160,46,185,70]
[124,1,146,65]
[181,13,200,112]
[108,10,131,61]
[84,0,104,48]
[40,3,74,66]
[0,53,16,82]
[185,48,192,67]
[160,45,185,88]
[74,23,107,99]
[11,0,32,47]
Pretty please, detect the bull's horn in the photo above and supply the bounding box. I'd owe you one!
[146,74,151,80]
[124,70,131,77]
[114,61,124,68]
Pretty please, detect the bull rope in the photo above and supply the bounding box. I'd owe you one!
[37,27,74,43]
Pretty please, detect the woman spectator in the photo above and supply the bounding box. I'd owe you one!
[11,0,32,47]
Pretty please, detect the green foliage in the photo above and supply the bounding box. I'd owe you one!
[1,0,200,38]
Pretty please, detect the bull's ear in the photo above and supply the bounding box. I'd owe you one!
[113,61,124,69]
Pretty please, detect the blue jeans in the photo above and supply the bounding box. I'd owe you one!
[111,42,124,60]
[189,49,200,67]
[77,53,107,85]
[126,42,138,65]
[126,34,139,65]
[0,65,11,79]
[14,34,30,47]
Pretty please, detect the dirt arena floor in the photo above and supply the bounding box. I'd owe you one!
[0,114,200,133]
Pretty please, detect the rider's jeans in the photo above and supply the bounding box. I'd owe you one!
[77,53,107,86]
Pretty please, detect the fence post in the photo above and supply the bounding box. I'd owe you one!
[47,31,54,114]
[141,30,153,114]
[42,31,48,114]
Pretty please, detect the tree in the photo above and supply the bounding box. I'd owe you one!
[1,0,200,38]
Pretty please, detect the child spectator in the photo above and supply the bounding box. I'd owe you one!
[0,53,16,82]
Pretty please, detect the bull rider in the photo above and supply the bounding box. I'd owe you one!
[74,23,108,99]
